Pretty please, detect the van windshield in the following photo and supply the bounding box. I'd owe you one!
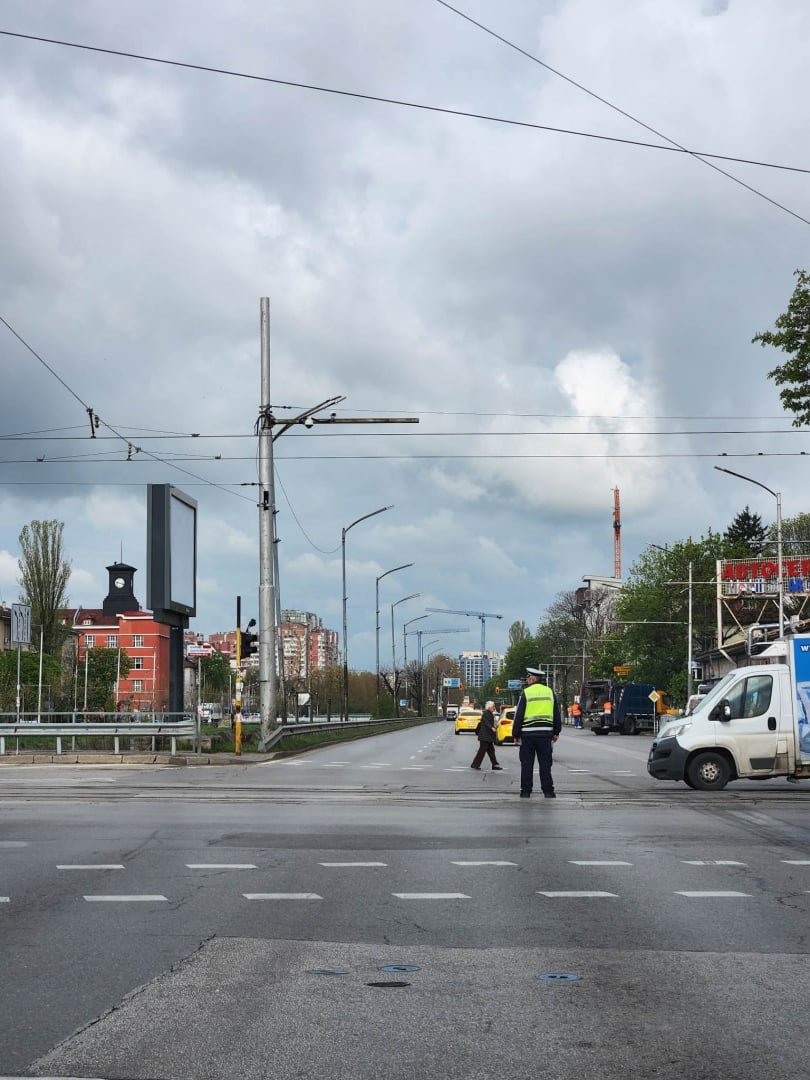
[693,671,737,713]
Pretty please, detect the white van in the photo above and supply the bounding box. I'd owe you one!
[648,633,810,790]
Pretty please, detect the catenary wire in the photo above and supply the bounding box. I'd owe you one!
[1,28,809,223]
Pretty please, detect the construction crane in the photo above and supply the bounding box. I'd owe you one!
[613,486,622,580]
[404,627,469,667]
[425,608,503,663]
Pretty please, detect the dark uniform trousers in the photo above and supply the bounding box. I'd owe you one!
[519,733,555,795]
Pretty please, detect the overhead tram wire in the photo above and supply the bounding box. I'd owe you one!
[0,28,809,226]
[434,0,810,227]
[0,312,254,503]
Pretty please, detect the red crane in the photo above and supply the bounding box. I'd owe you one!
[613,486,621,580]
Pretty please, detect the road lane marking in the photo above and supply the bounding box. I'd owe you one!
[84,895,168,902]
[243,893,322,900]
[451,861,517,866]
[569,861,632,866]
[675,891,751,897]
[782,860,810,865]
[185,863,257,869]
[57,864,125,870]
[0,897,9,903]
[538,891,618,898]
[682,860,747,866]
[393,893,471,899]
[0,841,28,848]
[319,861,387,867]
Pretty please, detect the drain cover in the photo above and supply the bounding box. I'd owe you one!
[379,964,420,973]
[367,980,410,988]
[538,972,579,982]
[307,969,350,976]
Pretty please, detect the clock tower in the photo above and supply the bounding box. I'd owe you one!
[102,562,140,617]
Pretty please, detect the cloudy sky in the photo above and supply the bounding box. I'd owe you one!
[1,0,808,672]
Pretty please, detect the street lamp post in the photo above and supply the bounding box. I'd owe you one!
[375,563,414,716]
[714,466,784,637]
[342,505,393,722]
[391,597,422,717]
[403,613,430,670]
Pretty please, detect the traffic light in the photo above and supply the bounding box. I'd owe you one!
[495,685,500,694]
[242,631,258,658]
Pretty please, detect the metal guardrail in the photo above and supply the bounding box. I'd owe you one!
[0,717,197,756]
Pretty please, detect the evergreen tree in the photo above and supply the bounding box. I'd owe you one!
[17,520,71,655]
[724,505,767,555]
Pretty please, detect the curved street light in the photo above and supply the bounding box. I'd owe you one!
[390,595,422,717]
[402,612,430,669]
[714,465,783,637]
[375,563,414,715]
[342,505,393,722]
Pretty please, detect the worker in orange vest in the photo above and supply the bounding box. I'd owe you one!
[572,701,582,728]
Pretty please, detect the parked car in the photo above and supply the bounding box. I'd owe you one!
[495,707,515,745]
[454,711,481,736]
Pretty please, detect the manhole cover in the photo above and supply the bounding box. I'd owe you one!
[379,964,420,973]
[538,972,579,982]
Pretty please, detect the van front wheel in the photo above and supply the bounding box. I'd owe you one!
[686,752,730,791]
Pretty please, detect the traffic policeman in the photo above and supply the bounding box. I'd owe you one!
[512,667,562,798]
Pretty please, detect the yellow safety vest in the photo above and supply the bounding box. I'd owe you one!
[522,683,555,730]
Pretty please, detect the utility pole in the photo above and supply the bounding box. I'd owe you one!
[258,299,277,751]
[255,297,419,749]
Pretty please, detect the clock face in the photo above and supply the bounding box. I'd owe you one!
[114,577,126,589]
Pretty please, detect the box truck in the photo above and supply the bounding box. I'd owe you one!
[647,633,810,790]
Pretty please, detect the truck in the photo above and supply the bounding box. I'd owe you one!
[583,679,674,735]
[647,632,810,791]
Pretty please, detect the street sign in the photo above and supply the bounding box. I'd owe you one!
[187,643,214,657]
[648,690,661,703]
[11,603,31,645]
[442,678,461,688]
[613,665,631,675]
[507,679,523,690]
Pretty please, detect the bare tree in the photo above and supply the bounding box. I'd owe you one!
[17,520,71,654]
[548,587,617,639]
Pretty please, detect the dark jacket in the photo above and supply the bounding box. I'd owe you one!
[477,707,498,742]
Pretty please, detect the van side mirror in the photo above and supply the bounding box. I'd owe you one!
[710,699,732,723]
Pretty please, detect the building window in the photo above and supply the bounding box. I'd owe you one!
[133,634,144,648]
[132,679,144,692]
[133,657,144,670]
[85,635,96,648]
[107,635,118,648]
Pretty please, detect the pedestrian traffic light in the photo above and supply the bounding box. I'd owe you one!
[242,631,258,657]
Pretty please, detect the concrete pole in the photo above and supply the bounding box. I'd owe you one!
[258,298,277,749]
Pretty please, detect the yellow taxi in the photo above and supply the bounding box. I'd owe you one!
[495,707,516,745]
[454,710,481,736]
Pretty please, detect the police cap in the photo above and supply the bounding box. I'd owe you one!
[526,667,547,678]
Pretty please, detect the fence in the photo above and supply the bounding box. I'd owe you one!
[0,712,197,756]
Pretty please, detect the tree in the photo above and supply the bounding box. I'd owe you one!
[17,520,71,655]
[508,620,531,647]
[82,647,132,711]
[199,649,233,697]
[724,505,767,556]
[753,268,810,425]
[603,534,725,703]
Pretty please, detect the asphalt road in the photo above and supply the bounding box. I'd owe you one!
[3,721,810,1078]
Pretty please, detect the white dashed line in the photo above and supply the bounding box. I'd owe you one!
[84,895,168,902]
[185,864,257,870]
[682,860,747,866]
[0,841,28,848]
[675,891,752,898]
[569,861,632,866]
[0,897,9,903]
[393,893,470,900]
[319,862,387,867]
[57,864,124,870]
[243,893,322,900]
[538,891,618,898]
[782,860,810,865]
[451,861,517,867]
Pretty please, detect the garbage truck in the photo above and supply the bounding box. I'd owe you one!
[584,680,674,735]
[647,632,810,790]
